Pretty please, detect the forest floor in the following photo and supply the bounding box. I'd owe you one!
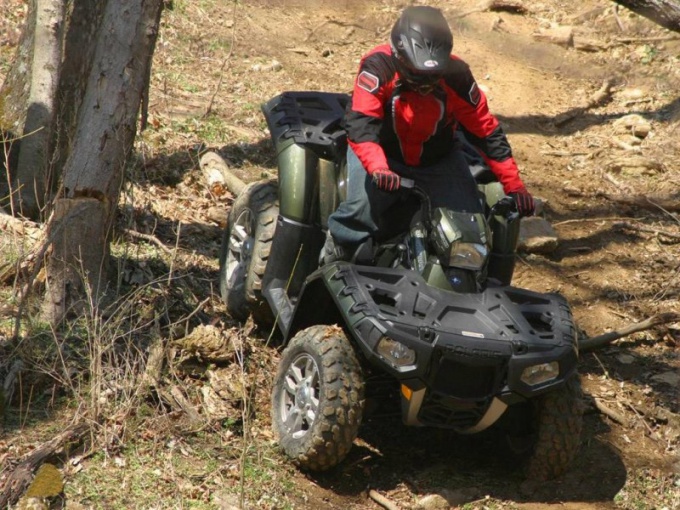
[0,0,679,509]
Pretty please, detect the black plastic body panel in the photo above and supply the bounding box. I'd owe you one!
[261,91,350,161]
[287,263,578,428]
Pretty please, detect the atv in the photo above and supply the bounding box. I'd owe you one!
[218,91,583,480]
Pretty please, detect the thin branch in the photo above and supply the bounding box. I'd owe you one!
[368,489,401,510]
[579,312,680,351]
[553,216,642,227]
[592,397,630,427]
[614,222,680,241]
[121,227,173,254]
[204,0,238,117]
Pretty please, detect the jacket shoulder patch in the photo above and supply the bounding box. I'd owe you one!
[357,71,380,93]
[469,82,481,106]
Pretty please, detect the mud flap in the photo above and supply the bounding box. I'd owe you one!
[262,215,324,336]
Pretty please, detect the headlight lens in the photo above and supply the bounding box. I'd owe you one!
[520,362,560,386]
[376,337,416,368]
[449,242,488,270]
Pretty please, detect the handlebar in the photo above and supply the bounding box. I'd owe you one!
[489,196,519,222]
[400,178,518,223]
[400,177,416,189]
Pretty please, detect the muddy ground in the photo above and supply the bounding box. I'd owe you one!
[0,0,679,508]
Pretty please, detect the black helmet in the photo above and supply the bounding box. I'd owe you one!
[390,6,452,76]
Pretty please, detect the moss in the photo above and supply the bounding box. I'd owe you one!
[25,463,63,498]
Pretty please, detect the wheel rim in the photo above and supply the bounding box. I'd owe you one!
[225,208,254,288]
[279,353,320,439]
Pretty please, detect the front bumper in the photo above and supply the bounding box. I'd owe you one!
[317,263,579,430]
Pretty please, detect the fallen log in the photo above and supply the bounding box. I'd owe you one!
[579,312,680,351]
[532,26,574,48]
[199,151,246,197]
[0,423,90,509]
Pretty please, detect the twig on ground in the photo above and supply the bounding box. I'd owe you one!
[579,313,680,351]
[623,400,660,440]
[598,193,680,213]
[616,35,680,43]
[204,1,238,116]
[592,397,630,428]
[303,18,366,42]
[455,0,528,18]
[158,384,202,427]
[368,489,400,510]
[553,216,640,227]
[591,352,610,379]
[540,150,591,157]
[613,4,626,31]
[554,78,615,126]
[166,296,210,335]
[122,227,173,254]
[614,222,680,241]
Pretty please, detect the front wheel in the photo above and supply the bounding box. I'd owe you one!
[507,375,583,480]
[271,325,365,472]
[526,375,583,480]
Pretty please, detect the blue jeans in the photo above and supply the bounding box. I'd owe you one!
[328,144,483,247]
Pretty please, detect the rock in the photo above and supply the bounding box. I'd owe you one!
[618,88,645,100]
[651,371,680,386]
[440,488,481,507]
[413,488,481,510]
[616,354,636,364]
[607,155,664,176]
[613,114,651,139]
[518,217,559,254]
[532,26,574,48]
[414,493,450,510]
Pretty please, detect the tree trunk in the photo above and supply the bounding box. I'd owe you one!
[613,0,680,32]
[13,0,66,220]
[50,0,108,193]
[42,0,164,324]
[0,0,111,220]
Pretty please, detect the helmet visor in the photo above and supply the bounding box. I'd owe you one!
[398,61,442,93]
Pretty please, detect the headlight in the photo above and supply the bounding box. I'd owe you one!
[520,362,559,386]
[376,337,416,368]
[449,242,488,270]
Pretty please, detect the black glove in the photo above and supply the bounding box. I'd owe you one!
[371,168,400,192]
[508,189,535,217]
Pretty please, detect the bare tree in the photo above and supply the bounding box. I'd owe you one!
[1,0,108,220]
[42,0,164,324]
[12,0,65,219]
[613,0,680,32]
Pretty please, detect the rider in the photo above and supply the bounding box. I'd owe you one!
[322,5,534,264]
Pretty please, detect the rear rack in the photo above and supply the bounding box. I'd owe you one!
[261,91,350,161]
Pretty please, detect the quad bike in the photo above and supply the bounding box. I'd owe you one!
[218,92,583,479]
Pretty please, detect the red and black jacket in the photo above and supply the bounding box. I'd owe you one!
[345,44,526,193]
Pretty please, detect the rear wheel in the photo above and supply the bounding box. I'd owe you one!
[272,325,365,471]
[219,180,278,323]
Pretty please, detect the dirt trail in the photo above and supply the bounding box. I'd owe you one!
[120,0,680,507]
